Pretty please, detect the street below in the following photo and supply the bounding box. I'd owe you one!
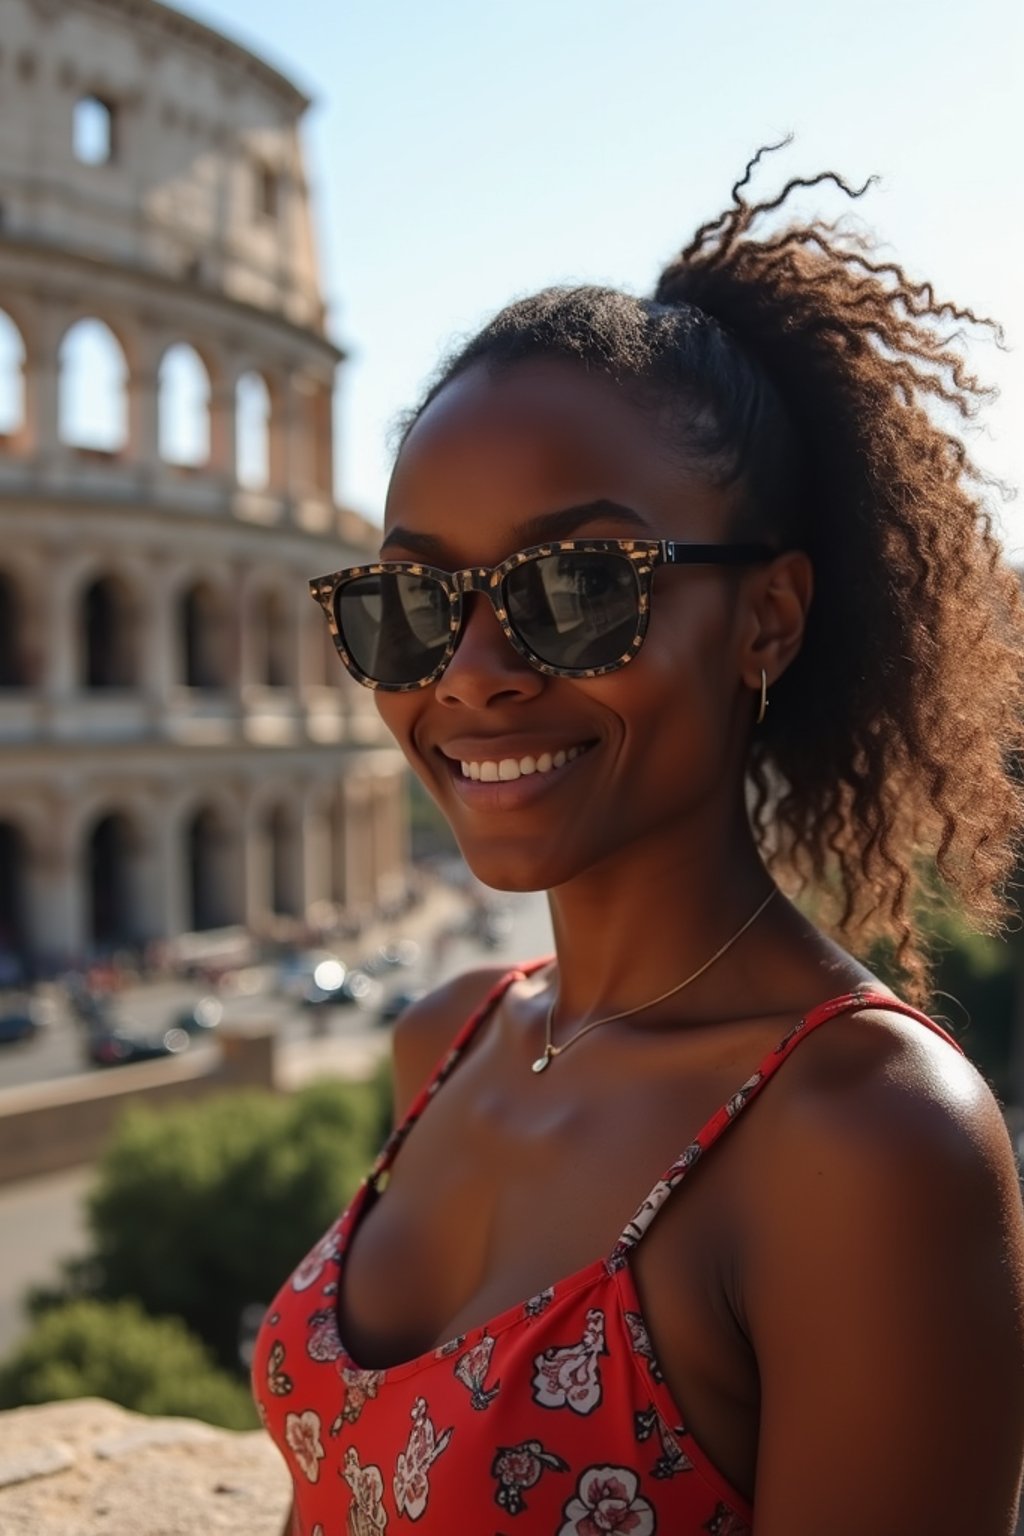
[0,889,554,1360]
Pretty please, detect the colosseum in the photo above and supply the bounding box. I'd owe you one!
[0,0,410,973]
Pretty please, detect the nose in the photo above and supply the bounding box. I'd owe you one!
[434,593,545,709]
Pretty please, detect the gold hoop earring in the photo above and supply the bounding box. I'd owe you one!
[756,668,768,726]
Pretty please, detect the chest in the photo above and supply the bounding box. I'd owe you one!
[337,1027,780,1503]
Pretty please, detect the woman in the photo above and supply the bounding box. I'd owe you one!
[255,149,1024,1534]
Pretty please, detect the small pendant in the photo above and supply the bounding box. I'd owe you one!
[531,1053,551,1073]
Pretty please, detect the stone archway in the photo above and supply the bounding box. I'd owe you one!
[0,571,28,687]
[86,811,140,951]
[82,574,137,688]
[180,583,231,689]
[186,804,241,931]
[0,821,29,976]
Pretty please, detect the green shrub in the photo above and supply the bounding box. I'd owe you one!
[0,1298,257,1429]
[75,1075,390,1370]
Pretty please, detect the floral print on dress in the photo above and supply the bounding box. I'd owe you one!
[703,1503,751,1535]
[634,1406,693,1479]
[285,1408,326,1483]
[532,1307,606,1415]
[330,1367,385,1433]
[393,1395,454,1520]
[342,1446,388,1535]
[491,1438,568,1515]
[557,1464,656,1536]
[433,1334,467,1359]
[291,1222,343,1292]
[306,1307,344,1363]
[607,1145,703,1271]
[266,1340,293,1396]
[453,1333,500,1410]
[523,1286,555,1318]
[724,1072,762,1119]
[624,1312,664,1385]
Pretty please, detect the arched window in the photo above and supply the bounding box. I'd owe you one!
[74,96,116,166]
[329,793,347,906]
[0,821,28,972]
[158,343,211,467]
[86,812,138,950]
[59,318,128,452]
[235,371,271,490]
[180,583,230,689]
[266,804,299,916]
[187,805,240,931]
[81,575,136,689]
[0,311,26,438]
[0,572,27,687]
[253,588,291,688]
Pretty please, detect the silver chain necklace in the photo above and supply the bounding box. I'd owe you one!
[531,886,778,1074]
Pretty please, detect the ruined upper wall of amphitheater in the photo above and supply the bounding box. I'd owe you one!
[0,0,324,331]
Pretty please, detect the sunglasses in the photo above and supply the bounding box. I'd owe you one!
[309,537,777,692]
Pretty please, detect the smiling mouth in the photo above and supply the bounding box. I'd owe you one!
[458,743,594,781]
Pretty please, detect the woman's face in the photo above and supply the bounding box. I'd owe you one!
[376,357,762,892]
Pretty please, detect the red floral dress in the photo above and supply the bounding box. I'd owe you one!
[253,966,965,1534]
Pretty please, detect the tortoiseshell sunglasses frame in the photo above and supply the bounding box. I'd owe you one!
[309,537,777,693]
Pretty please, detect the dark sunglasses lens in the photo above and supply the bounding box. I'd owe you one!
[504,553,641,670]
[335,573,451,685]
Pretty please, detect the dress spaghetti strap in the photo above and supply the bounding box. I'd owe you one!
[605,987,966,1269]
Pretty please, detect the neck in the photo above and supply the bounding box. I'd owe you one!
[543,798,780,1028]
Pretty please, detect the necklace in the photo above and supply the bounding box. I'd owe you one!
[531,886,778,1074]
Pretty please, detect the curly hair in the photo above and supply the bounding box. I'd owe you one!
[398,143,1024,1006]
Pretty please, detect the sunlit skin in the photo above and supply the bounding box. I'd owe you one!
[377,356,823,1024]
[325,357,1024,1524]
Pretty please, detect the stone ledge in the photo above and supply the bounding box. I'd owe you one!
[0,1398,290,1535]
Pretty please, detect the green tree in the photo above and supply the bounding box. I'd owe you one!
[0,1298,257,1429]
[32,1070,392,1373]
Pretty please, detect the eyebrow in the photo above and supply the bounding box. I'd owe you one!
[379,499,654,559]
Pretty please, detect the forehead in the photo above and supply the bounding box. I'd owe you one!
[385,358,730,554]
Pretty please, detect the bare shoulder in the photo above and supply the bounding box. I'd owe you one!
[751,999,1022,1272]
[741,1002,1024,1534]
[390,963,516,1123]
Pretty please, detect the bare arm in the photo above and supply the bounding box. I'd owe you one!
[745,1024,1024,1534]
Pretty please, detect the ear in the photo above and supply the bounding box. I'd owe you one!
[737,549,813,691]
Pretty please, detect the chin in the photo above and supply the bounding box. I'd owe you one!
[453,841,561,894]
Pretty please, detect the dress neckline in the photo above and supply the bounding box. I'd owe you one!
[329,973,961,1381]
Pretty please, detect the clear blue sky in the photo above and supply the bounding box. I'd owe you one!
[183,0,1023,551]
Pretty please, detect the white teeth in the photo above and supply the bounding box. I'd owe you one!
[456,744,591,780]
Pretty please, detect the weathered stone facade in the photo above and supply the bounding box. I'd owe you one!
[0,0,408,969]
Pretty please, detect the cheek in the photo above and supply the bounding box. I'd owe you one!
[611,604,736,778]
[374,695,427,768]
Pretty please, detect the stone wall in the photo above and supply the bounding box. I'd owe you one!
[0,1398,290,1535]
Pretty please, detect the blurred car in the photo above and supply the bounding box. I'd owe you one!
[173,995,224,1034]
[86,1025,191,1068]
[378,988,426,1027]
[301,961,381,1009]
[362,939,421,976]
[276,949,348,1002]
[0,1008,41,1046]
